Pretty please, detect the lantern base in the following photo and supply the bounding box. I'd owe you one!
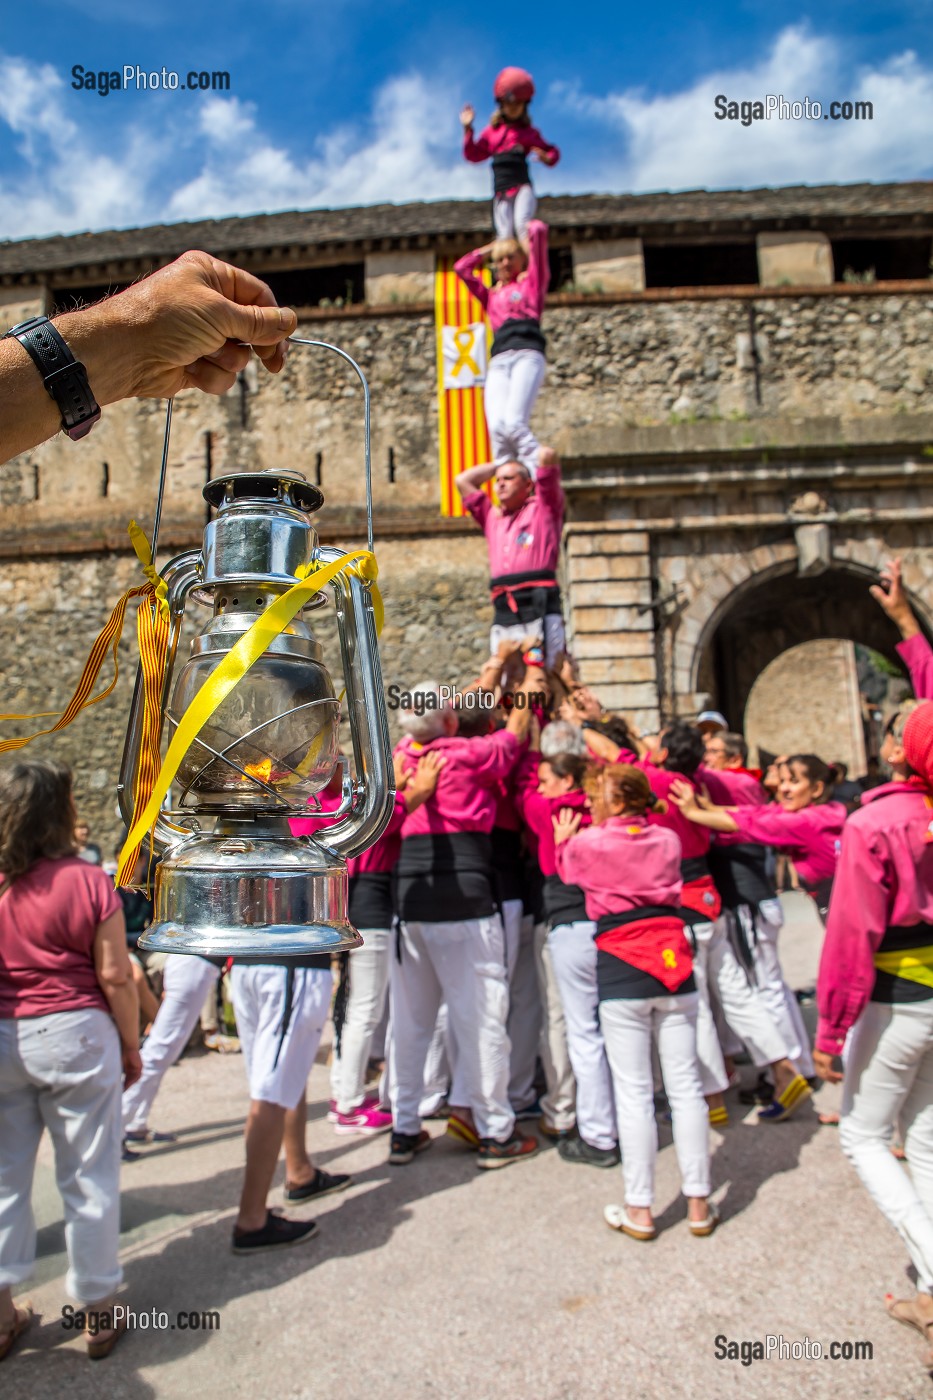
[138,819,362,960]
[138,919,363,959]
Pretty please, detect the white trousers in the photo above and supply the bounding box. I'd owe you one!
[708,916,788,1068]
[489,616,567,671]
[740,901,815,1077]
[231,965,332,1111]
[600,994,711,1206]
[330,927,392,1114]
[122,955,220,1133]
[483,348,547,473]
[548,922,617,1149]
[493,185,537,241]
[0,1009,122,1303]
[390,917,513,1141]
[840,999,933,1292]
[503,901,541,1111]
[687,921,730,1096]
[534,920,576,1130]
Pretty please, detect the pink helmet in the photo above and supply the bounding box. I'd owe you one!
[494,67,535,104]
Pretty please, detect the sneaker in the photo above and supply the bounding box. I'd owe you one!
[334,1104,393,1137]
[557,1135,621,1169]
[231,1209,318,1255]
[514,1098,543,1121]
[329,1091,379,1124]
[388,1130,432,1165]
[476,1131,539,1170]
[284,1168,352,1203]
[446,1112,480,1149]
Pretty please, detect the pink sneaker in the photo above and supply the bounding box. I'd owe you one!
[334,1104,393,1137]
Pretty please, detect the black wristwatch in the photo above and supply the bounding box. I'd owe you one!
[3,315,101,440]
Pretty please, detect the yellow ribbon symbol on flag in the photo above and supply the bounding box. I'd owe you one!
[662,948,678,969]
[451,327,480,377]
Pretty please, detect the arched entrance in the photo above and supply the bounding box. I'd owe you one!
[691,561,929,730]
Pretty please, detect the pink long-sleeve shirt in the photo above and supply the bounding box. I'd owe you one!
[513,756,591,876]
[555,815,683,921]
[898,632,933,699]
[453,219,549,333]
[616,752,712,863]
[730,801,847,888]
[816,781,933,1053]
[289,789,407,876]
[462,455,564,579]
[394,730,521,837]
[463,122,560,173]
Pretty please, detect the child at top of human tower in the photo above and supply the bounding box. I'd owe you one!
[460,66,560,240]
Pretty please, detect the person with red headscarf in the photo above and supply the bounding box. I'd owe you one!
[815,700,933,1368]
[460,67,560,240]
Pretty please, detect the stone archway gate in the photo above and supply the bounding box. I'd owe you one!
[556,412,933,735]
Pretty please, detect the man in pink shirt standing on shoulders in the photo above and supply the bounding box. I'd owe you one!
[456,444,566,667]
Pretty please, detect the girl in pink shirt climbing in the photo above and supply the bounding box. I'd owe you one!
[460,66,560,240]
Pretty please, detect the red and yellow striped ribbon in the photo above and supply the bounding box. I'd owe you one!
[435,257,493,517]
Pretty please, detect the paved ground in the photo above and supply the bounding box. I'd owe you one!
[4,893,932,1399]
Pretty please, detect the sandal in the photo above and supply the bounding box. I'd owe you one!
[884,1293,933,1363]
[0,1303,34,1362]
[603,1204,657,1241]
[688,1202,720,1237]
[87,1312,128,1361]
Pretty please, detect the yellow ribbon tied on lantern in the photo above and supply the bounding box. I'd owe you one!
[117,549,382,884]
[0,521,168,755]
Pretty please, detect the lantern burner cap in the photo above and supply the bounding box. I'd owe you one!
[204,470,324,515]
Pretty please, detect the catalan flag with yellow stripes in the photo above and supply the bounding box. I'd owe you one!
[435,257,493,517]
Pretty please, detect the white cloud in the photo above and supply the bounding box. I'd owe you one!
[548,24,933,191]
[0,31,930,244]
[166,73,478,220]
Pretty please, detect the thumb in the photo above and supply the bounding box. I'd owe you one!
[222,300,297,346]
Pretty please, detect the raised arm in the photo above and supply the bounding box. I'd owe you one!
[519,219,550,315]
[455,460,497,500]
[872,558,933,698]
[669,779,740,833]
[533,444,565,516]
[452,245,491,311]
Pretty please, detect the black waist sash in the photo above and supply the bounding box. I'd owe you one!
[492,148,530,194]
[395,832,495,921]
[680,856,710,884]
[543,873,588,929]
[491,318,547,358]
[873,920,933,1005]
[489,568,561,627]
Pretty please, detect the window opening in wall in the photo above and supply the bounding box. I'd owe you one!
[260,264,365,310]
[388,447,396,484]
[32,463,39,501]
[314,451,323,488]
[548,246,575,292]
[830,236,932,284]
[643,242,759,288]
[101,462,109,498]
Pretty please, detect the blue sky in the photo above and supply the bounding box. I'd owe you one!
[1,1,930,240]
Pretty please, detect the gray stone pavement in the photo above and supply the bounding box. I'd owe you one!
[3,892,930,1399]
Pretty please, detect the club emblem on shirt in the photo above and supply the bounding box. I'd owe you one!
[509,289,523,303]
[517,531,534,548]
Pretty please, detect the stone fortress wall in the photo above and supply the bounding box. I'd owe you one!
[1,188,932,845]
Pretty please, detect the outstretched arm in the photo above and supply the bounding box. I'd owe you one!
[871,557,933,699]
[669,779,740,832]
[1,250,296,466]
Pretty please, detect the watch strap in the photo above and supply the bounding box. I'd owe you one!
[3,315,101,441]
